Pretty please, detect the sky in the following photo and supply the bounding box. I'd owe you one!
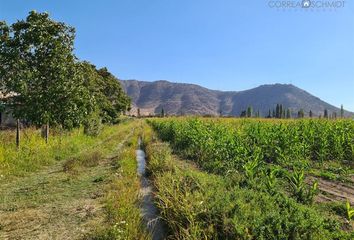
[1,0,353,111]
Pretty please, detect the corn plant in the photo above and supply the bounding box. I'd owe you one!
[288,169,306,202]
[306,181,318,204]
[346,200,354,222]
[243,158,258,180]
[264,167,279,195]
[288,169,318,204]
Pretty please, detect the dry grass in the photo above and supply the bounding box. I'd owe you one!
[0,120,149,239]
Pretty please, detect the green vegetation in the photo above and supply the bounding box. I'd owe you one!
[146,118,354,239]
[0,120,149,239]
[0,11,130,129]
[88,123,149,239]
[0,122,129,177]
[150,118,353,172]
[347,201,354,222]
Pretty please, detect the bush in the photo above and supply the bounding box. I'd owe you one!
[84,111,103,136]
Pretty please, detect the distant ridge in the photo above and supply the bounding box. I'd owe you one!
[120,80,352,117]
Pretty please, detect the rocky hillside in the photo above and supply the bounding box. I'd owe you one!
[120,80,352,117]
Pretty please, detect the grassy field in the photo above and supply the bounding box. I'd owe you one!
[1,117,353,239]
[145,117,354,239]
[0,120,149,239]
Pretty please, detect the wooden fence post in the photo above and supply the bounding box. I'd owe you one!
[16,119,20,149]
[45,122,49,144]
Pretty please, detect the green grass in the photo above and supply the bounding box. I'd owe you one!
[87,127,150,240]
[0,122,133,177]
[0,120,149,239]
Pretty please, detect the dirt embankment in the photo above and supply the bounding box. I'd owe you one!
[307,176,354,204]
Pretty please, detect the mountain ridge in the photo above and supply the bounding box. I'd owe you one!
[120,80,352,117]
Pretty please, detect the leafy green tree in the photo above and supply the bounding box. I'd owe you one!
[161,107,165,117]
[309,110,313,118]
[340,104,344,118]
[79,62,130,123]
[0,11,93,128]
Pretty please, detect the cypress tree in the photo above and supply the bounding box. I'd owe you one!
[279,104,283,119]
[276,104,280,118]
[324,109,328,119]
[247,106,253,118]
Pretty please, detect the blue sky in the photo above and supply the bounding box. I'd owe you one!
[1,0,353,111]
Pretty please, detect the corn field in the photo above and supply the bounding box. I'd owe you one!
[147,118,354,239]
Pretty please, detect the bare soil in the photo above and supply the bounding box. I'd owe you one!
[308,176,354,204]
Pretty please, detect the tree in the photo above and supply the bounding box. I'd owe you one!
[272,110,275,118]
[340,104,344,118]
[279,104,283,119]
[240,110,247,118]
[161,108,165,117]
[95,67,130,122]
[247,106,253,118]
[78,62,131,124]
[309,110,313,118]
[0,11,92,129]
[298,109,304,118]
[276,104,280,118]
[267,109,272,118]
[324,109,328,119]
[137,108,141,118]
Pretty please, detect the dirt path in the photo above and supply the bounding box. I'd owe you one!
[308,176,354,204]
[0,133,131,240]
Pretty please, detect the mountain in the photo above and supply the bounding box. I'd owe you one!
[120,80,352,117]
